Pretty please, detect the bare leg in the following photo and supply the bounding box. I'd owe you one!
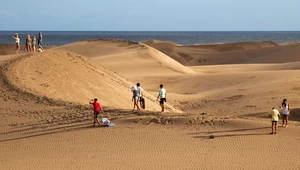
[135,101,140,110]
[161,104,165,112]
[271,122,274,134]
[282,117,285,127]
[274,122,278,134]
[132,101,136,111]
[286,116,289,127]
[96,118,101,126]
[93,118,96,126]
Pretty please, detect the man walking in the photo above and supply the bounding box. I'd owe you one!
[156,84,166,112]
[38,32,44,51]
[136,83,144,109]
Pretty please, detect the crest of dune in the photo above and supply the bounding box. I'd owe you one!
[5,51,182,113]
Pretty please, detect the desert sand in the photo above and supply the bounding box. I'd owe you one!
[1,39,300,169]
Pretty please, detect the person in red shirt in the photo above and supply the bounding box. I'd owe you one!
[89,98,104,126]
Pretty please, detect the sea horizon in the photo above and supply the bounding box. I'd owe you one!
[1,31,300,46]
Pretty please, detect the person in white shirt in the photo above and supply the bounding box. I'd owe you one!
[279,98,290,127]
[156,84,166,112]
[136,83,144,109]
[131,85,140,111]
[12,33,20,54]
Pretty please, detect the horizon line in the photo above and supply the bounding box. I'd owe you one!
[1,30,300,32]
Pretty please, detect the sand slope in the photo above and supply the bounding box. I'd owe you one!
[55,39,195,76]
[4,51,180,112]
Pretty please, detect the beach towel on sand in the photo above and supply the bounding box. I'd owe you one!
[101,118,114,127]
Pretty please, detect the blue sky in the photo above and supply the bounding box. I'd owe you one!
[1,0,299,31]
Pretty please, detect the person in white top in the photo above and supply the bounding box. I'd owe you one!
[136,83,143,108]
[156,84,166,112]
[12,33,20,54]
[279,98,290,127]
[131,85,140,111]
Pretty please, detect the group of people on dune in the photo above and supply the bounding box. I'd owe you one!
[270,99,290,134]
[12,32,44,54]
[131,83,167,112]
[88,83,167,126]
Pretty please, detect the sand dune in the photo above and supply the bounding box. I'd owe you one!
[1,39,300,169]
[144,40,300,65]
[3,51,180,113]
[56,39,195,76]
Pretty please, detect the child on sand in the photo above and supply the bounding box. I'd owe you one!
[280,99,290,127]
[269,107,280,134]
[89,98,105,126]
[12,33,20,54]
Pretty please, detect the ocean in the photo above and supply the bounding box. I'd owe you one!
[1,31,300,46]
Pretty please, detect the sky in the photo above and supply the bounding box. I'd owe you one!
[0,0,300,31]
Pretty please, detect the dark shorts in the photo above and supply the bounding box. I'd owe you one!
[272,121,278,123]
[38,40,42,46]
[160,98,166,104]
[94,111,100,118]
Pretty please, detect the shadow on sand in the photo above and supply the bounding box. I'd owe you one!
[189,126,271,139]
[0,113,114,143]
[0,108,163,143]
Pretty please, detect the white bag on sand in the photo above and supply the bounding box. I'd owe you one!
[101,118,114,127]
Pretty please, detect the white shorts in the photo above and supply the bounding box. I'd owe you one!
[133,96,139,102]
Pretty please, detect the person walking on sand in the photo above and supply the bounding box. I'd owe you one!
[12,33,20,54]
[25,35,32,52]
[156,84,166,112]
[280,99,290,127]
[89,98,105,126]
[131,85,140,111]
[38,32,44,51]
[136,83,144,109]
[269,107,280,134]
[32,35,36,52]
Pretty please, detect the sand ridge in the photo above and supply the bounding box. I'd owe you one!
[56,39,195,75]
